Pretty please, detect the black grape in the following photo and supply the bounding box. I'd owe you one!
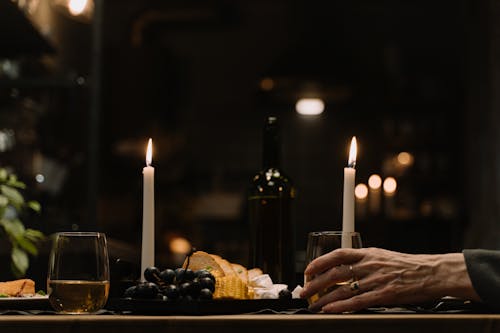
[278,288,292,300]
[159,269,176,284]
[198,277,215,292]
[199,288,213,300]
[144,267,162,284]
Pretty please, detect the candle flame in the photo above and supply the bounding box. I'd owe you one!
[348,136,357,168]
[146,138,153,166]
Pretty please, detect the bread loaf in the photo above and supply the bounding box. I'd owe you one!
[182,251,225,278]
[184,251,269,300]
[210,255,237,277]
[231,263,248,284]
[0,279,35,296]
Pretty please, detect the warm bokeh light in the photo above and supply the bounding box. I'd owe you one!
[295,98,325,116]
[348,136,357,167]
[397,151,414,166]
[383,177,397,194]
[420,200,433,217]
[259,77,275,91]
[146,138,153,166]
[355,183,368,200]
[68,0,88,15]
[368,174,382,189]
[169,237,191,254]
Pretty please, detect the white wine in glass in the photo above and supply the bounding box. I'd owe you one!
[47,232,110,314]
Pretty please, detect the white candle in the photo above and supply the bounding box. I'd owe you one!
[342,136,357,248]
[141,138,155,281]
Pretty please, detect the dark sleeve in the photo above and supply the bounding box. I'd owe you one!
[463,249,500,309]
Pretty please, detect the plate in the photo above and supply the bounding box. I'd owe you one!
[107,298,309,315]
[0,295,51,310]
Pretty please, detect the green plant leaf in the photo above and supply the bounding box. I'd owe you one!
[11,247,29,277]
[0,169,43,277]
[9,181,26,189]
[7,175,26,189]
[17,237,38,256]
[0,185,24,208]
[1,218,25,239]
[0,195,8,207]
[0,169,7,182]
[27,201,41,213]
[10,262,23,278]
[25,229,45,241]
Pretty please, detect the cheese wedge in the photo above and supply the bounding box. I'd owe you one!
[248,268,263,281]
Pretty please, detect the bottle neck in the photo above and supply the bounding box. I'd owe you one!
[262,117,281,169]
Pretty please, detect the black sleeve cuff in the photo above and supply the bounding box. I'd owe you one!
[463,249,500,310]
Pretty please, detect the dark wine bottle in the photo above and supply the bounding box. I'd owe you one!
[248,116,295,286]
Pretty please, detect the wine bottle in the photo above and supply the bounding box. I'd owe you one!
[248,116,295,286]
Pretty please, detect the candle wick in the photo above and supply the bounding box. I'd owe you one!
[348,161,356,168]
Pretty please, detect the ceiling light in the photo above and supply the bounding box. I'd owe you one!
[295,98,324,116]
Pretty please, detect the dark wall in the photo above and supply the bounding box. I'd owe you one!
[94,0,471,265]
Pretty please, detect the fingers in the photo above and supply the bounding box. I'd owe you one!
[321,289,385,313]
[301,248,366,300]
[304,248,364,276]
[301,264,353,300]
[307,270,397,312]
[307,276,373,311]
[301,247,414,313]
[309,274,383,313]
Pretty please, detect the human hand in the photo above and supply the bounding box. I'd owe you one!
[300,247,480,313]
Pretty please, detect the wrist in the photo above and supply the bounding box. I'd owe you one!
[435,253,480,301]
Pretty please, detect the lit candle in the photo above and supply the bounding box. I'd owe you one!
[141,138,155,281]
[342,136,357,248]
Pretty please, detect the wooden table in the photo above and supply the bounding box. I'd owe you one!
[0,314,499,333]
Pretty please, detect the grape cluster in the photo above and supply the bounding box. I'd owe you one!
[123,267,216,301]
[278,288,292,300]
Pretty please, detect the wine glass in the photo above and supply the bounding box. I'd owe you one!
[304,231,362,305]
[47,232,110,314]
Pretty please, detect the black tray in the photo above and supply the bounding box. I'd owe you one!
[0,296,51,311]
[106,298,309,315]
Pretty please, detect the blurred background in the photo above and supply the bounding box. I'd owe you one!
[1,0,499,286]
